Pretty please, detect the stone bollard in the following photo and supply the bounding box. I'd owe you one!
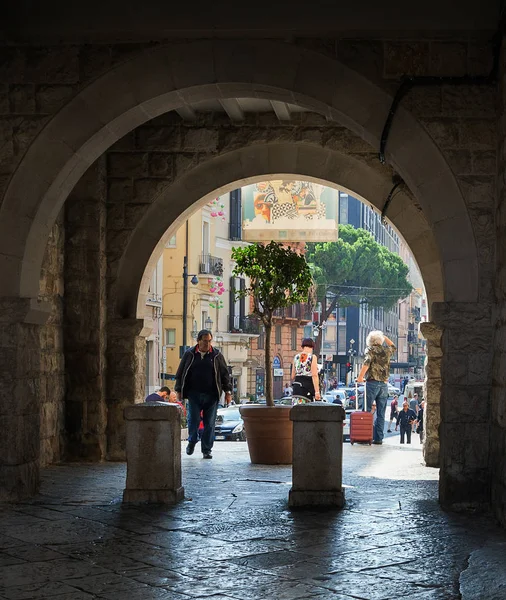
[123,401,184,504]
[289,402,345,509]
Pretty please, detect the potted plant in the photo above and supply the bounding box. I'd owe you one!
[232,241,313,464]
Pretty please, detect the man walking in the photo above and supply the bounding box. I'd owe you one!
[175,329,232,459]
[356,330,396,445]
[144,386,170,402]
[395,400,417,444]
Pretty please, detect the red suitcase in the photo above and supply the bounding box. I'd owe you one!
[349,411,374,445]
[350,380,373,445]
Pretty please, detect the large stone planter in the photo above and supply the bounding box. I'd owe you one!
[239,404,292,464]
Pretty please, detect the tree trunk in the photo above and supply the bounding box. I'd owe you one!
[264,320,274,407]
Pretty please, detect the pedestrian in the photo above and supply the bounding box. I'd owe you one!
[410,393,420,432]
[395,400,417,444]
[356,330,396,445]
[387,394,399,432]
[416,400,425,443]
[401,376,408,394]
[291,338,321,401]
[175,329,232,459]
[283,382,293,396]
[144,386,170,402]
[168,390,186,416]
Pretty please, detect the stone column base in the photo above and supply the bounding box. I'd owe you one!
[289,488,345,509]
[123,487,184,505]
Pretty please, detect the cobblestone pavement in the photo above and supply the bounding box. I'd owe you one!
[1,434,505,600]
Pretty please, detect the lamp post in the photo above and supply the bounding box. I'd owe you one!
[182,254,199,357]
[348,338,356,385]
[205,316,213,332]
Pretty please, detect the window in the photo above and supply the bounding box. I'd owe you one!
[229,189,242,241]
[275,325,282,345]
[202,221,210,255]
[291,327,298,351]
[165,328,176,347]
[258,328,265,350]
[165,235,177,248]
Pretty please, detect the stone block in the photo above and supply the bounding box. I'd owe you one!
[108,178,134,204]
[79,45,113,81]
[442,85,495,118]
[0,413,40,464]
[430,42,467,76]
[108,153,149,178]
[421,118,459,147]
[9,85,36,113]
[468,42,494,76]
[123,402,183,504]
[24,46,79,84]
[0,461,39,501]
[472,150,496,175]
[404,86,442,118]
[149,153,174,177]
[468,352,493,385]
[136,126,182,151]
[183,128,218,152]
[384,41,429,77]
[36,85,75,114]
[125,204,149,229]
[459,119,496,149]
[444,353,470,385]
[442,385,490,423]
[444,150,472,175]
[289,403,345,509]
[134,178,170,204]
[440,422,489,472]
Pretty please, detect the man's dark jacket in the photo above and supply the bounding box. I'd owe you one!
[175,346,231,399]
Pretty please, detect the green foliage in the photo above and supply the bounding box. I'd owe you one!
[231,242,313,322]
[232,242,313,407]
[306,224,412,311]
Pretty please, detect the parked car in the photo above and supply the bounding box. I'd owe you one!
[388,384,401,396]
[214,407,246,441]
[323,389,347,406]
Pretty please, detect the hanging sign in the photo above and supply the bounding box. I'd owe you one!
[242,180,339,242]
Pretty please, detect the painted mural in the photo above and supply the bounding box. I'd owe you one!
[242,180,339,242]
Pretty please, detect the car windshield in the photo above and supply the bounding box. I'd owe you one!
[218,409,242,421]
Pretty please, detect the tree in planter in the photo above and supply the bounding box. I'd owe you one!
[306,225,412,355]
[232,242,313,407]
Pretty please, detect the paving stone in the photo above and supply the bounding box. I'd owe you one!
[0,444,504,600]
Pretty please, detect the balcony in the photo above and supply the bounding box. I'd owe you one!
[273,303,312,322]
[199,254,224,276]
[228,315,260,334]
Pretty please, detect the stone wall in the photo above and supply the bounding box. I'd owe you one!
[38,215,65,467]
[491,40,506,527]
[63,160,107,461]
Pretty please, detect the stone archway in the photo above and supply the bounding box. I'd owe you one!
[0,40,476,304]
[0,40,483,508]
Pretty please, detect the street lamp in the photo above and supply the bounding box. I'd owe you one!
[182,255,199,356]
[347,338,356,385]
[205,316,213,332]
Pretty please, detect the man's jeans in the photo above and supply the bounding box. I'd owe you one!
[187,392,219,454]
[365,380,389,442]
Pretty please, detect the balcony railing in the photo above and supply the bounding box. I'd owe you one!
[273,303,312,322]
[198,254,224,276]
[228,315,260,334]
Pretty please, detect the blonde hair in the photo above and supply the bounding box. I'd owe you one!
[366,330,385,346]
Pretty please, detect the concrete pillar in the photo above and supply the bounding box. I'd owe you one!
[106,318,148,460]
[420,321,442,467]
[64,160,107,461]
[0,298,51,500]
[289,403,345,509]
[123,401,184,504]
